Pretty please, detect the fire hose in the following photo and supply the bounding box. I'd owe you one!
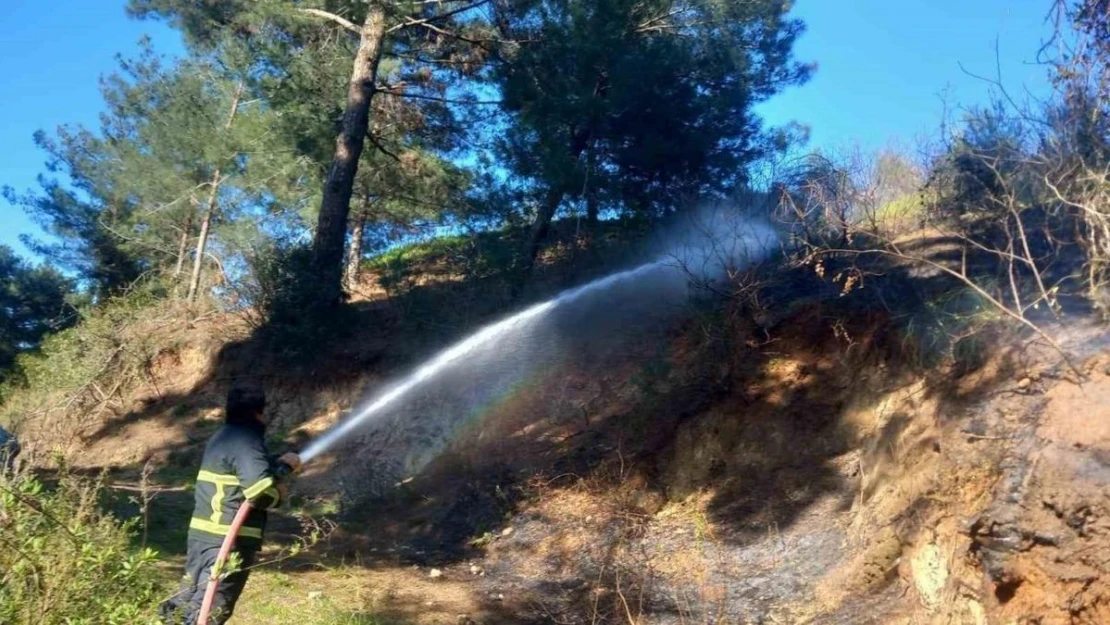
[196,462,295,625]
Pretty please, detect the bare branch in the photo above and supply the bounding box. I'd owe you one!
[366,130,402,162]
[387,0,492,34]
[819,245,1081,377]
[377,86,501,106]
[636,5,694,32]
[299,8,363,35]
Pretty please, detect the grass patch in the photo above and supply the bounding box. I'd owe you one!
[287,493,341,517]
[362,216,653,296]
[234,569,413,625]
[866,193,927,236]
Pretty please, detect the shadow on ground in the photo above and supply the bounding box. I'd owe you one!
[64,226,1052,623]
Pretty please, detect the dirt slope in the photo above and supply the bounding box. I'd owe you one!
[12,243,1110,624]
[413,320,1110,624]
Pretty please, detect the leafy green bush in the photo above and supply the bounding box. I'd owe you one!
[0,468,164,624]
[0,245,77,387]
[242,242,356,354]
[0,280,182,435]
[372,249,420,298]
[243,243,322,327]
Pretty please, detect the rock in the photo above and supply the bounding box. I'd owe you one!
[1017,378,1032,390]
[429,568,443,579]
[308,591,323,601]
[501,527,514,537]
[910,543,948,609]
[457,615,476,625]
[469,564,483,575]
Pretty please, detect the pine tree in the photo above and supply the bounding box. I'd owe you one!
[493,0,812,273]
[131,0,497,306]
[0,246,74,381]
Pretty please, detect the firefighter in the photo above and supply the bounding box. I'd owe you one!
[159,387,302,624]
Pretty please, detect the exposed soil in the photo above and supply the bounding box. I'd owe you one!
[16,249,1110,624]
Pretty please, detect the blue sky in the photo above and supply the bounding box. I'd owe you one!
[758,0,1054,151]
[0,1,182,259]
[0,0,1056,262]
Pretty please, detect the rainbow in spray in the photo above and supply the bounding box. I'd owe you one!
[299,261,666,463]
[298,215,778,482]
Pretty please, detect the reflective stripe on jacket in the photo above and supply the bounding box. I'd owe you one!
[188,422,281,546]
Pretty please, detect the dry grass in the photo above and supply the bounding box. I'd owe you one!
[234,566,484,625]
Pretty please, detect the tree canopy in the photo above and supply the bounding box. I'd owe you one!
[493,0,811,269]
[5,0,811,327]
[0,246,74,381]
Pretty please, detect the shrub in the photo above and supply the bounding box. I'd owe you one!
[243,243,322,327]
[871,193,926,235]
[242,242,356,354]
[0,468,163,624]
[0,281,184,444]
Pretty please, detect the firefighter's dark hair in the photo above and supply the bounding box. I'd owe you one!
[226,387,266,425]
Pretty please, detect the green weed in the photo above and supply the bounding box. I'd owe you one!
[0,467,166,624]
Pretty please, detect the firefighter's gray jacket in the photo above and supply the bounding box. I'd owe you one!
[188,422,281,547]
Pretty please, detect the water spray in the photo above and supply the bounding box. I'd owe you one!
[301,260,666,464]
[304,216,774,469]
[302,221,776,465]
[197,216,776,623]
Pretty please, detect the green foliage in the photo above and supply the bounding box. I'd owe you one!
[3,172,144,300]
[922,105,1031,230]
[0,246,75,384]
[910,97,1110,312]
[0,469,163,624]
[871,193,927,235]
[244,243,320,325]
[130,0,493,291]
[495,0,811,221]
[366,230,520,294]
[0,281,177,431]
[372,250,420,299]
[901,286,999,369]
[241,242,356,353]
[13,0,813,311]
[5,44,304,300]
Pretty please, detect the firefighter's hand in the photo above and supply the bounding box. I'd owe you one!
[278,452,303,475]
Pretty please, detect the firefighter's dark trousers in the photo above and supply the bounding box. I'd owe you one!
[159,537,258,624]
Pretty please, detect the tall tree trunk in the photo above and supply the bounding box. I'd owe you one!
[521,187,566,277]
[521,134,591,276]
[173,213,193,277]
[312,7,387,306]
[585,146,599,225]
[187,173,220,303]
[346,194,371,289]
[186,82,243,303]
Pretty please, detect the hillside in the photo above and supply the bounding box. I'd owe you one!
[6,221,1110,624]
[8,3,1110,624]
